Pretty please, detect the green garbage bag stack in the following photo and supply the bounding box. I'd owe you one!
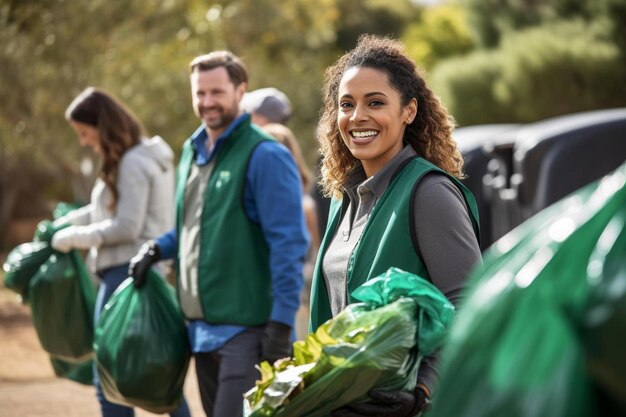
[41,206,96,384]
[428,163,626,417]
[1,204,96,384]
[95,270,191,414]
[244,267,454,417]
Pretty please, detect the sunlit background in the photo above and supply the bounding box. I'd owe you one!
[2,0,625,250]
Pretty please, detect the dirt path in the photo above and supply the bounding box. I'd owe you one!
[0,287,204,417]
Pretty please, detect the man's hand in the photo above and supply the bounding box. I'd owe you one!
[128,240,161,288]
[332,387,429,417]
[261,321,292,364]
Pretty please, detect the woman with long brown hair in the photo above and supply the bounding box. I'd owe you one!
[51,87,191,417]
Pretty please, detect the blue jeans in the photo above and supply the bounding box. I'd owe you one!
[94,264,191,417]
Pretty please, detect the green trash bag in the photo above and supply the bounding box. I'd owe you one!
[94,270,191,414]
[52,201,82,221]
[244,267,454,417]
[50,356,94,386]
[29,251,96,362]
[34,200,81,243]
[2,201,79,301]
[428,162,626,417]
[2,241,53,302]
[34,219,69,243]
[2,202,78,301]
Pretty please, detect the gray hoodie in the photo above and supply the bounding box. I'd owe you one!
[60,136,175,272]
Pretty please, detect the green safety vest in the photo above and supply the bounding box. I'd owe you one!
[175,119,274,325]
[309,157,480,331]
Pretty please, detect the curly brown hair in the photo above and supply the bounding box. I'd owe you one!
[65,87,144,211]
[317,34,463,198]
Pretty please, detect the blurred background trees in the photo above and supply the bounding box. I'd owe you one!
[430,0,626,124]
[1,0,625,249]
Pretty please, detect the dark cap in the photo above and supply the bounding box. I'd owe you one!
[241,88,292,124]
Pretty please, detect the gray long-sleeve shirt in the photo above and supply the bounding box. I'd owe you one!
[322,145,482,395]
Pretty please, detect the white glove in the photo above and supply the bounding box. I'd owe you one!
[51,225,103,253]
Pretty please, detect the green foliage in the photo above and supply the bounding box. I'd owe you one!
[429,49,516,125]
[460,0,549,47]
[496,20,626,121]
[402,4,474,70]
[333,0,418,51]
[430,20,626,125]
[460,0,626,48]
[0,0,204,247]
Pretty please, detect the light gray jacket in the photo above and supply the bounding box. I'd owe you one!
[59,136,174,272]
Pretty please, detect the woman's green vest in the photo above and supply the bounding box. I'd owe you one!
[309,157,480,331]
[175,120,273,325]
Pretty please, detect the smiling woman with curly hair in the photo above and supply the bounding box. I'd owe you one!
[310,34,482,417]
[317,34,464,199]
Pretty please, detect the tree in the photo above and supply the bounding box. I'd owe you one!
[402,4,474,70]
[0,0,201,247]
[430,20,626,125]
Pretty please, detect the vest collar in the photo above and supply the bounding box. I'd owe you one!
[343,145,418,208]
[191,114,251,165]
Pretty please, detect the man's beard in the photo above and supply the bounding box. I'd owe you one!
[200,106,236,130]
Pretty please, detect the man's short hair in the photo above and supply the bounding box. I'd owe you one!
[189,51,248,86]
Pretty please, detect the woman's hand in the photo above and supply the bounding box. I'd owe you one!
[332,387,429,417]
[51,225,102,253]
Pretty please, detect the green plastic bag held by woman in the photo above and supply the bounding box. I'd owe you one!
[2,211,96,378]
[429,162,626,417]
[52,87,191,417]
[1,216,70,302]
[2,241,53,303]
[244,267,454,417]
[94,270,191,414]
[28,250,96,362]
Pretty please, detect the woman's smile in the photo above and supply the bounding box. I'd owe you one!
[350,129,379,144]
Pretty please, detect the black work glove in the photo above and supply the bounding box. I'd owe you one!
[332,387,429,417]
[128,240,161,288]
[261,321,292,364]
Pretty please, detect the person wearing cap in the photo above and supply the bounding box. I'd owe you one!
[240,87,292,126]
[127,51,309,417]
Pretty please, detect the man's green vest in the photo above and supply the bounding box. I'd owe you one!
[309,157,480,331]
[175,120,273,325]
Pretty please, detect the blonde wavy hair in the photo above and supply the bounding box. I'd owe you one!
[317,34,463,198]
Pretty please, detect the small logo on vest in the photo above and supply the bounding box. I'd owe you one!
[215,170,231,189]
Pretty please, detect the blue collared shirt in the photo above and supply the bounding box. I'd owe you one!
[157,114,309,352]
